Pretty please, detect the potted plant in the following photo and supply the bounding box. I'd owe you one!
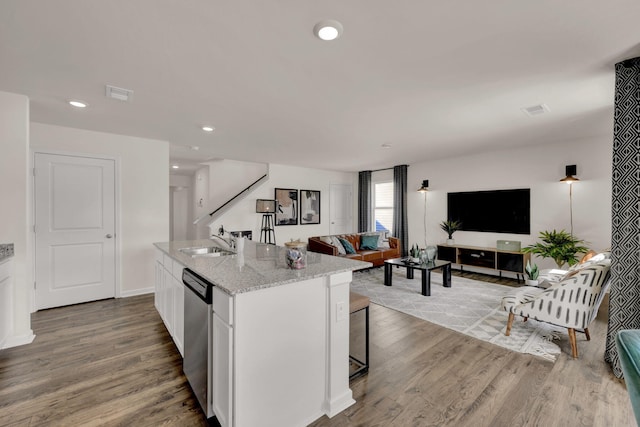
[409,244,421,263]
[440,220,462,245]
[525,260,539,286]
[523,229,589,269]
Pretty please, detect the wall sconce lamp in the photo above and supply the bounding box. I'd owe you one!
[560,165,579,184]
[417,180,429,192]
[559,165,579,236]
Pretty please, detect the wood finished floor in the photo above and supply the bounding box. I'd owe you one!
[0,269,634,426]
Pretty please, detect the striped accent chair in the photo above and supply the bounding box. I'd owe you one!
[501,259,611,358]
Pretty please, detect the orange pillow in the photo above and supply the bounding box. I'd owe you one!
[579,250,597,264]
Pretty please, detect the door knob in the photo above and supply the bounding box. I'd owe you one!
[106,234,113,238]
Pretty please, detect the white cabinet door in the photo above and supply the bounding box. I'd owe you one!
[173,275,184,356]
[0,259,13,349]
[162,266,174,335]
[154,260,163,316]
[212,312,233,427]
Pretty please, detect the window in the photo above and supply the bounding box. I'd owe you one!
[373,181,394,234]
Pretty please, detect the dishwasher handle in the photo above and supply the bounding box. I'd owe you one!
[182,268,213,304]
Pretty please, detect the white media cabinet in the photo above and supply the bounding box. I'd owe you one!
[437,244,531,282]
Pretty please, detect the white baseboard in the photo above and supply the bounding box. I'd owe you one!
[120,287,154,298]
[2,330,36,349]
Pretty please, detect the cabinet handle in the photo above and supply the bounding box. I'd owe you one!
[106,234,113,239]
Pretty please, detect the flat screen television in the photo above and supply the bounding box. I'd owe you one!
[447,188,530,235]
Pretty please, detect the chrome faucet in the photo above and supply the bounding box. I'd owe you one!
[210,234,236,250]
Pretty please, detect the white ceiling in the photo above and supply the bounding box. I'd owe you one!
[1,1,639,173]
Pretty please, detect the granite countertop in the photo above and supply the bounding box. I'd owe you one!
[0,243,14,263]
[154,239,370,296]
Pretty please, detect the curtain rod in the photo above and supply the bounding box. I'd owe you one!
[366,165,409,173]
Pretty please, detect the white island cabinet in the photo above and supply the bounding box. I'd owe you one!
[0,256,14,349]
[154,248,184,356]
[154,239,369,427]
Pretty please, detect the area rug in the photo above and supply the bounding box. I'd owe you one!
[351,268,564,362]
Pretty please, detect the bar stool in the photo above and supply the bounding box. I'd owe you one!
[349,291,370,380]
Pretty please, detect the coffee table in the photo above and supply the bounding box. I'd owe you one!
[384,258,452,296]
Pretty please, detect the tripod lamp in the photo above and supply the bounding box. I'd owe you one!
[256,199,277,244]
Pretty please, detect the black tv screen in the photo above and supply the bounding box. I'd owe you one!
[447,189,530,235]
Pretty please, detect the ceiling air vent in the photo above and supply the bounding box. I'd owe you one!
[105,85,133,102]
[521,104,549,117]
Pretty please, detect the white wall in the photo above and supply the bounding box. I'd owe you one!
[170,174,193,241]
[407,136,612,270]
[31,123,170,295]
[193,166,210,239]
[206,159,267,209]
[0,91,34,347]
[207,163,357,244]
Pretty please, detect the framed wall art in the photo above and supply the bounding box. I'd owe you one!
[275,188,298,225]
[300,190,320,225]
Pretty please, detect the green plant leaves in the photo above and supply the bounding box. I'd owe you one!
[523,229,589,268]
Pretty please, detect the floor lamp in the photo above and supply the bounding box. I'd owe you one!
[256,199,277,244]
[417,180,429,247]
[559,165,579,235]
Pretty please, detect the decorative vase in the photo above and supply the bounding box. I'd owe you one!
[419,249,428,265]
[410,257,420,264]
[446,239,455,245]
[425,245,437,262]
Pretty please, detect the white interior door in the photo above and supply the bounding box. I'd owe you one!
[34,153,116,310]
[329,184,353,235]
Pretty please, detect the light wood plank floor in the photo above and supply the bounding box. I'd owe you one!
[0,271,635,426]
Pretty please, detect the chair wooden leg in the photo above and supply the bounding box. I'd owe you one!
[584,327,591,341]
[523,317,528,322]
[506,312,514,336]
[568,328,578,358]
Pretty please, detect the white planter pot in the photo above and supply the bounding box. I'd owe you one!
[446,239,455,245]
[525,279,539,287]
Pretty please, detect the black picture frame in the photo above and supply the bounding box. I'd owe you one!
[275,188,298,226]
[300,190,320,225]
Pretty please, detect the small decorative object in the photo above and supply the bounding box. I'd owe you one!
[285,240,307,269]
[523,229,589,268]
[525,260,540,286]
[300,190,321,224]
[440,219,462,245]
[409,244,421,263]
[419,248,428,265]
[425,245,437,262]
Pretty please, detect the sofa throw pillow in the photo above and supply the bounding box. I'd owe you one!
[338,237,357,254]
[330,236,346,255]
[319,236,333,245]
[360,234,379,250]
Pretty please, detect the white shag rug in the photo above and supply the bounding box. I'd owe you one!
[352,268,563,362]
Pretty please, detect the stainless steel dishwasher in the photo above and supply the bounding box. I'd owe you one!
[182,268,215,420]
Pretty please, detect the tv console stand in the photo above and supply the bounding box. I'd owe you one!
[436,244,530,283]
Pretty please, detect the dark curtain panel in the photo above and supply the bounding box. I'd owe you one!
[393,165,408,257]
[358,171,372,232]
[605,57,640,378]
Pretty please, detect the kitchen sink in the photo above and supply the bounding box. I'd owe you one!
[179,246,235,257]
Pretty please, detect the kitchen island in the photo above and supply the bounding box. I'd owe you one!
[154,238,370,427]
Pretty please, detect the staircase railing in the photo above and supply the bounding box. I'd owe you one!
[193,171,269,225]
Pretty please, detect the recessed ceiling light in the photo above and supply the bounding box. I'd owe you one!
[172,165,179,169]
[68,100,88,108]
[313,20,343,41]
[190,145,200,151]
[381,143,392,149]
[202,126,215,132]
